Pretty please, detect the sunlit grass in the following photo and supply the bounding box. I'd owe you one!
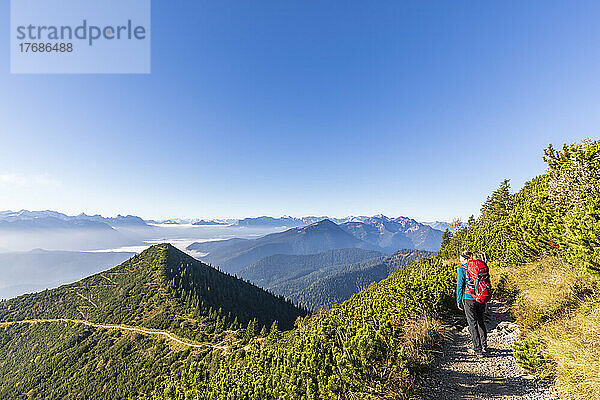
[541,299,600,400]
[493,257,595,330]
[494,257,599,400]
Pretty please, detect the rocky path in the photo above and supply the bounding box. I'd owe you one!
[421,299,559,400]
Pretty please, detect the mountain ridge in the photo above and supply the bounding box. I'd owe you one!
[187,219,379,273]
[238,247,385,288]
[250,248,434,310]
[340,215,443,251]
[0,243,305,337]
[0,243,306,399]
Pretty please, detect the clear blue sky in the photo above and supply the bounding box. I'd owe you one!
[1,1,598,221]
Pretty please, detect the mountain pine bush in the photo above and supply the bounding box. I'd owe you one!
[152,256,455,400]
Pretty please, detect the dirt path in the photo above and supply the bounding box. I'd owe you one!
[0,319,228,351]
[420,299,559,400]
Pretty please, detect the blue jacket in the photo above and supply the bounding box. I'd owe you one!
[456,263,475,304]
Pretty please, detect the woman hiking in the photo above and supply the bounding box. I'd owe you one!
[456,251,489,356]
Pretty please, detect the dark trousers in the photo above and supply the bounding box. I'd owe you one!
[463,299,487,351]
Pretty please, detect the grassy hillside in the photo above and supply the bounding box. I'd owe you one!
[496,257,599,399]
[0,321,199,399]
[0,244,306,399]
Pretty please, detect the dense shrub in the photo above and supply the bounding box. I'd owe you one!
[440,139,600,277]
[512,335,552,375]
[153,257,455,400]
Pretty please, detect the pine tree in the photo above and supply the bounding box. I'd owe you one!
[481,179,512,223]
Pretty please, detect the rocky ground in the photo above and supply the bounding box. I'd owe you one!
[420,299,559,399]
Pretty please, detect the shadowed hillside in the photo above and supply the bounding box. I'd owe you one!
[239,248,432,310]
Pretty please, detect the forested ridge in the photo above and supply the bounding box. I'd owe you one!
[280,249,433,311]
[0,244,306,399]
[238,248,384,287]
[239,248,432,311]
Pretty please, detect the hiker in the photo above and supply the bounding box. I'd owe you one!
[456,251,491,355]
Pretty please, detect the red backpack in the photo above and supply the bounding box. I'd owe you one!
[466,259,492,303]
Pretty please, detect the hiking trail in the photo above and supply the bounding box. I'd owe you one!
[421,299,559,400]
[0,319,228,351]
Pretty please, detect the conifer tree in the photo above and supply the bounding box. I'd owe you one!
[481,179,512,223]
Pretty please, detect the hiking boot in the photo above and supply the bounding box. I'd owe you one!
[468,348,485,357]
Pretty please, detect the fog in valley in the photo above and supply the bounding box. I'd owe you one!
[0,220,285,299]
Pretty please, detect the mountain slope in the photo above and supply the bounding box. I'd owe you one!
[0,244,304,335]
[154,139,600,400]
[0,244,306,399]
[237,248,384,288]
[187,219,378,273]
[283,249,434,310]
[153,255,456,399]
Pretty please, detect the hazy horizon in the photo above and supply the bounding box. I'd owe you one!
[0,208,455,223]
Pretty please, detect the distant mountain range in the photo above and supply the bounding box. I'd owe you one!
[421,221,455,232]
[233,214,452,231]
[0,210,148,227]
[0,209,451,232]
[339,215,443,252]
[147,218,235,225]
[187,217,443,274]
[0,210,447,256]
[235,216,329,227]
[192,219,229,225]
[0,210,146,251]
[188,219,378,273]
